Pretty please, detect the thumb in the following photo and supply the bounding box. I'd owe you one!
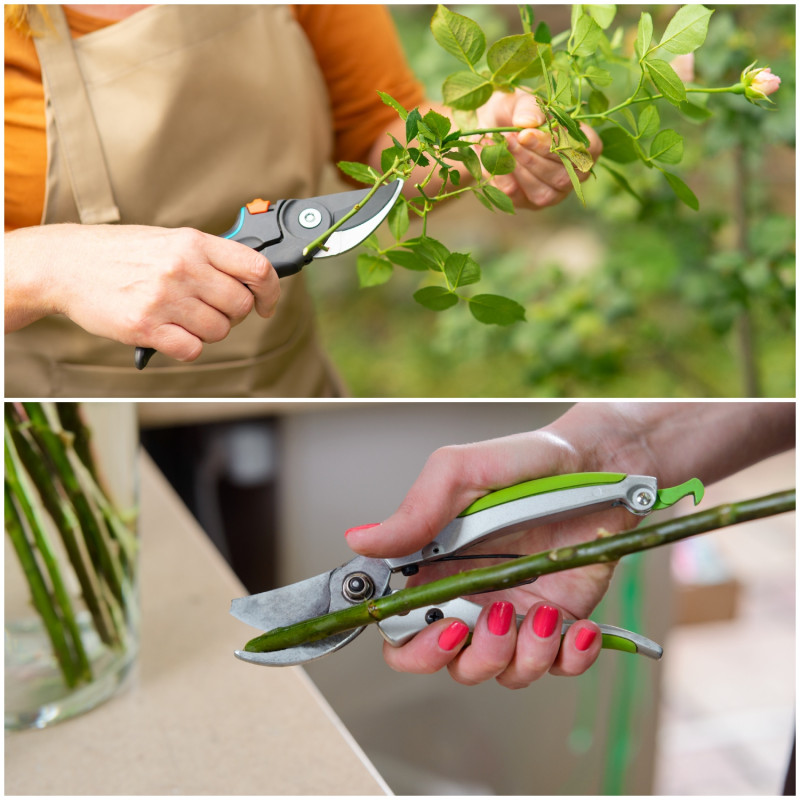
[511,91,546,129]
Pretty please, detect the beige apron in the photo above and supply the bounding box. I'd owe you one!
[5,4,346,398]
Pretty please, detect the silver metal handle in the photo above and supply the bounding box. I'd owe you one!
[385,475,659,571]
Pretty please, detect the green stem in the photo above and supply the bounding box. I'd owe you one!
[576,86,741,120]
[244,489,795,653]
[6,407,119,647]
[303,159,401,258]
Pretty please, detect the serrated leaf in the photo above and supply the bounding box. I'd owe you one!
[570,14,602,56]
[560,146,594,174]
[662,170,699,210]
[548,106,589,148]
[588,90,609,115]
[446,147,482,181]
[405,108,422,143]
[584,65,613,87]
[414,285,459,311]
[404,236,450,269]
[650,129,684,164]
[338,161,378,185]
[480,142,516,176]
[357,254,393,287]
[422,109,452,142]
[468,294,526,325]
[487,33,538,82]
[483,185,515,214]
[431,5,486,67]
[381,145,405,175]
[377,91,408,120]
[637,105,660,138]
[534,21,551,44]
[386,249,429,272]
[557,153,585,205]
[645,59,686,106]
[387,199,409,240]
[444,253,481,289]
[587,5,616,30]
[658,5,713,55]
[442,71,494,111]
[636,12,653,57]
[599,128,639,164]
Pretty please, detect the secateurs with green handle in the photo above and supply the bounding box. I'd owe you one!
[230,472,704,666]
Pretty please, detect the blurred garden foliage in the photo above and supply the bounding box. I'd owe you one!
[308,5,795,398]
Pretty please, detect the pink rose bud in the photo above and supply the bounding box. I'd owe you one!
[741,63,782,104]
[751,67,781,97]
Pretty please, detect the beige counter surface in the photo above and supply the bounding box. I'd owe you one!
[5,454,389,796]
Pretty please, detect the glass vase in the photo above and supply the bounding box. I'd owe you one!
[4,402,139,730]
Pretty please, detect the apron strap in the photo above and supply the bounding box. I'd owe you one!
[31,5,121,224]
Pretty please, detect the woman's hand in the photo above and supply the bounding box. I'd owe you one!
[476,89,603,210]
[4,223,281,361]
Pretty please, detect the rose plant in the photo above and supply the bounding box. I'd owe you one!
[317,4,780,325]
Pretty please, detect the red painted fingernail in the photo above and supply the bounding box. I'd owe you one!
[344,523,380,538]
[575,628,598,651]
[532,605,559,638]
[438,621,469,651]
[487,602,514,636]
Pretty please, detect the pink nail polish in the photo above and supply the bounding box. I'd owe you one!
[575,627,598,651]
[487,602,514,636]
[344,523,380,538]
[532,605,559,638]
[438,621,469,651]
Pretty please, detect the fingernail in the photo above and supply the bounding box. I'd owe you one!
[344,523,380,538]
[439,621,469,651]
[575,627,598,651]
[532,605,559,638]
[487,602,514,636]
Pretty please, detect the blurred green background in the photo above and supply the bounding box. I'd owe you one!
[306,5,795,398]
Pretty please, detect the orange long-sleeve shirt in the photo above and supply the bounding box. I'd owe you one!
[4,5,425,231]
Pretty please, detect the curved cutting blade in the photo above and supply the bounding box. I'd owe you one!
[316,179,404,258]
[230,556,391,666]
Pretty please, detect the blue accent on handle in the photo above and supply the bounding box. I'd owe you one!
[223,208,246,239]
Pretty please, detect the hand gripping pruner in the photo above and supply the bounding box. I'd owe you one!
[134,179,404,369]
[230,472,704,666]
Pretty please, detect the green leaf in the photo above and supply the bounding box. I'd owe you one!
[377,91,408,121]
[468,294,526,325]
[387,199,409,240]
[588,90,609,115]
[584,66,613,87]
[381,145,405,175]
[386,249,429,272]
[414,285,459,311]
[645,59,686,106]
[636,12,653,57]
[482,185,515,214]
[357,254,393,287]
[650,129,684,164]
[599,128,638,164]
[431,5,486,67]
[599,163,644,203]
[587,5,616,30]
[487,33,538,82]
[548,106,589,148]
[662,170,699,210]
[444,253,481,289]
[534,21,551,44]
[446,147,482,181]
[557,153,585,206]
[404,236,450,269]
[337,161,378,185]
[422,109,452,142]
[678,100,713,122]
[442,71,494,111]
[570,14,602,56]
[405,108,422,143]
[480,142,515,176]
[637,105,660,139]
[658,5,713,55]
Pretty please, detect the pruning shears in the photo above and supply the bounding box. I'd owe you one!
[230,472,704,667]
[134,179,404,369]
